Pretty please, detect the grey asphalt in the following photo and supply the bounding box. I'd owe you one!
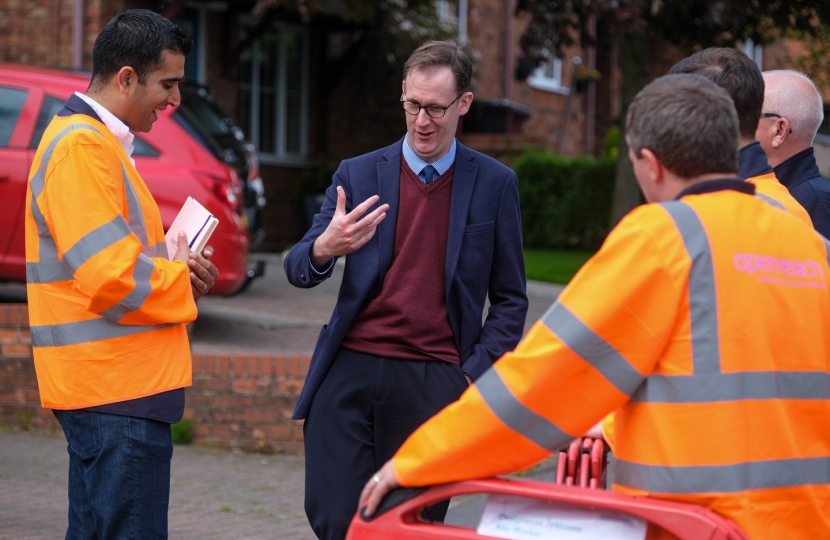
[0,254,565,539]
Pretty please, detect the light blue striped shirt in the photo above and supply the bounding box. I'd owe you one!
[402,136,457,182]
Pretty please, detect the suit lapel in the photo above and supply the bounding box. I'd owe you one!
[377,139,403,279]
[445,143,478,298]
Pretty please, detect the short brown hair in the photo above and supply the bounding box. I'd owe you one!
[403,41,473,93]
[670,47,764,141]
[627,74,739,178]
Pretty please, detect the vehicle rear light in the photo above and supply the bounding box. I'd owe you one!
[194,170,243,214]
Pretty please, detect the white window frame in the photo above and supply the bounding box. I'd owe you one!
[527,57,569,94]
[436,0,468,44]
[742,39,763,70]
[238,19,309,167]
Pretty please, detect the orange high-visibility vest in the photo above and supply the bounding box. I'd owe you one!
[25,114,197,410]
[749,171,812,226]
[598,171,817,452]
[392,185,830,539]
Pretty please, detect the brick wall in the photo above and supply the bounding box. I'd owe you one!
[0,304,57,432]
[0,304,308,454]
[188,353,308,454]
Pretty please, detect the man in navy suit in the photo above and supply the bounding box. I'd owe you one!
[284,40,528,540]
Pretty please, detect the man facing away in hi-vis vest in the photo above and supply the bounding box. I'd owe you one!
[25,10,218,539]
[361,73,830,539]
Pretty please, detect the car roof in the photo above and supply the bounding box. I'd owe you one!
[0,63,91,92]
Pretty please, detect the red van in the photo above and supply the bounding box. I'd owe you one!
[0,64,249,295]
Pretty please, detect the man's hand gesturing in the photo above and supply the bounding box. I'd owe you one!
[311,186,389,268]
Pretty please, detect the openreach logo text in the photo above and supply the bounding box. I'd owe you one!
[733,253,826,288]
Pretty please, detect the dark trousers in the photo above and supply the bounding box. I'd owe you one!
[304,348,468,540]
[53,410,173,540]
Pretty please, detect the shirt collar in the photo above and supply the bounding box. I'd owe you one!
[74,92,135,156]
[674,177,755,200]
[737,141,774,180]
[402,136,457,177]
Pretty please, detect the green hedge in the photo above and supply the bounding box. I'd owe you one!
[513,151,616,250]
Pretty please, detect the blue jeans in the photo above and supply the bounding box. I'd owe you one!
[53,410,173,540]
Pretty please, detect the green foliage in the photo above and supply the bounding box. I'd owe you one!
[603,127,619,159]
[524,249,594,284]
[171,419,193,445]
[14,409,35,431]
[513,151,616,250]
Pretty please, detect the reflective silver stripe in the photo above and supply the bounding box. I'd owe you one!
[28,124,106,284]
[99,254,156,322]
[755,192,787,210]
[30,319,177,348]
[121,164,149,247]
[26,260,74,284]
[541,302,644,396]
[476,367,569,451]
[823,236,830,270]
[660,202,720,374]
[631,371,830,403]
[144,242,168,259]
[616,456,830,494]
[62,216,132,271]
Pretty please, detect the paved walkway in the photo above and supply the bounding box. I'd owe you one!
[0,254,565,539]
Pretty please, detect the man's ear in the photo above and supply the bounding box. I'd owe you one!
[640,148,664,185]
[770,117,791,150]
[115,66,137,95]
[458,91,474,116]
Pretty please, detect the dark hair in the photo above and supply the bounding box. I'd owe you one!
[404,41,473,93]
[669,47,764,140]
[90,9,192,90]
[626,74,739,178]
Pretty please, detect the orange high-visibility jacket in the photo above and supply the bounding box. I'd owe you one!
[599,171,815,452]
[25,114,197,410]
[749,171,812,226]
[392,184,830,539]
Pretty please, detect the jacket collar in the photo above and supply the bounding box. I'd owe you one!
[773,147,822,189]
[57,94,104,124]
[675,178,755,200]
[738,141,774,180]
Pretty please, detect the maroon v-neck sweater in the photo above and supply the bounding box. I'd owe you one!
[340,161,460,364]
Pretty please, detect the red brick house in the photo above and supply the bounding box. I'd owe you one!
[5,1,824,249]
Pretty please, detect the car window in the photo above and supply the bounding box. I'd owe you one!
[0,87,29,148]
[132,135,160,158]
[171,107,226,160]
[30,95,66,149]
[180,87,234,136]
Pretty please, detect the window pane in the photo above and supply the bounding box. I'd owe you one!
[0,87,28,148]
[259,33,279,154]
[30,95,65,149]
[285,31,303,154]
[238,34,254,142]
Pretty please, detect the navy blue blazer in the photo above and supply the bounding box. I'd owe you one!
[284,138,528,419]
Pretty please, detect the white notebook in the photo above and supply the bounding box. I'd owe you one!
[165,196,219,260]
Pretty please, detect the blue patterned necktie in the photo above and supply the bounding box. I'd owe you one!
[421,164,437,184]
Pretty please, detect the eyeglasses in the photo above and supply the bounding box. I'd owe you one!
[401,94,462,118]
[762,112,793,134]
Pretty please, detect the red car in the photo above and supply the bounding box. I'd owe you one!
[0,64,249,295]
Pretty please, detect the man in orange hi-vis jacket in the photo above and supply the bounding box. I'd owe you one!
[361,74,830,539]
[25,10,218,539]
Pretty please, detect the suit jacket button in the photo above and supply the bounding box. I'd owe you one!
[301,274,306,280]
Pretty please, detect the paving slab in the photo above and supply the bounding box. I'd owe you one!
[0,429,315,540]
